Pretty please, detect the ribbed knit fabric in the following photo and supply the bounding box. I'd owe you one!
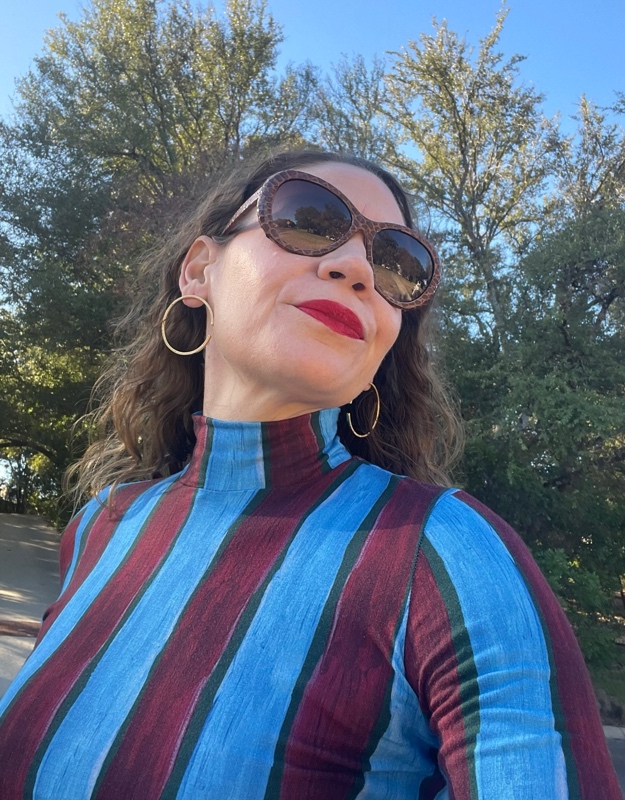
[0,409,619,799]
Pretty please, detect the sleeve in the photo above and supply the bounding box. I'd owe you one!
[404,489,620,800]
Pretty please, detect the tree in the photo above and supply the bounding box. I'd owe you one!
[312,55,399,162]
[0,0,315,521]
[14,0,314,184]
[453,100,625,665]
[385,6,559,349]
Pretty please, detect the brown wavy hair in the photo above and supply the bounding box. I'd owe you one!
[69,148,464,502]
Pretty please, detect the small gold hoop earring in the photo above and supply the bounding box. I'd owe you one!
[346,383,381,438]
[161,295,214,356]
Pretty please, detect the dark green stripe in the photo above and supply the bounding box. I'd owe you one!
[264,474,400,799]
[420,537,481,800]
[0,505,103,725]
[162,459,362,800]
[195,418,214,488]
[463,498,582,798]
[72,500,109,582]
[310,412,331,473]
[260,422,272,489]
[24,477,197,797]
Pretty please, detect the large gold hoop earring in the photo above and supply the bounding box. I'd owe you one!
[346,383,381,439]
[161,295,214,356]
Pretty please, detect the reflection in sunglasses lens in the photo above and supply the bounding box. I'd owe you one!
[372,231,433,301]
[273,181,352,249]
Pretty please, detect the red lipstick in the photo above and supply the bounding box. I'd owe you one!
[296,300,364,340]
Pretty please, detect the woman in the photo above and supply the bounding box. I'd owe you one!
[0,149,619,798]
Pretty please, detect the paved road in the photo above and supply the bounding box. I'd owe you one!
[0,513,624,796]
[0,513,60,695]
[607,735,625,797]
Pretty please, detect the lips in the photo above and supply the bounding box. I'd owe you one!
[296,300,365,340]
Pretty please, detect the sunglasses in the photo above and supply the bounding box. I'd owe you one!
[222,170,440,309]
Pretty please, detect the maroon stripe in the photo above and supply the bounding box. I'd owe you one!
[405,546,471,799]
[456,491,620,799]
[0,477,198,798]
[266,416,321,486]
[279,481,439,799]
[94,466,349,799]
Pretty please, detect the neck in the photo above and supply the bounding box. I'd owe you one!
[202,371,342,423]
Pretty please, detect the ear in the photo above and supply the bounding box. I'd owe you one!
[178,235,222,307]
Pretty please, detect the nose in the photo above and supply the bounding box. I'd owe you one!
[316,234,374,296]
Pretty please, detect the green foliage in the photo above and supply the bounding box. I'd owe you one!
[385,6,559,345]
[312,55,398,162]
[535,549,616,668]
[15,0,311,177]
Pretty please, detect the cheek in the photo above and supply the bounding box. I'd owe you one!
[378,306,402,355]
[211,251,266,320]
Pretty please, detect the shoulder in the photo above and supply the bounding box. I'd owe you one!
[58,474,178,588]
[401,488,612,798]
[406,485,575,687]
[418,487,548,609]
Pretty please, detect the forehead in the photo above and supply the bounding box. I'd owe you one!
[299,162,406,226]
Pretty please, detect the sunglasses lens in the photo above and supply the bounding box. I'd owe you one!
[271,180,352,250]
[372,230,434,305]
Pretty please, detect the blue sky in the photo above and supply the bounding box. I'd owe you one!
[1,0,624,128]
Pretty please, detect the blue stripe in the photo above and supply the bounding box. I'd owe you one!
[318,407,351,469]
[200,418,265,490]
[32,484,258,800]
[423,491,568,798]
[0,476,176,718]
[176,465,393,799]
[357,600,440,799]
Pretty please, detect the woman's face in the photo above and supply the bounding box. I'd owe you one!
[179,162,404,420]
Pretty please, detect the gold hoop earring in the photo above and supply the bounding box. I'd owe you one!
[161,295,214,356]
[346,383,381,438]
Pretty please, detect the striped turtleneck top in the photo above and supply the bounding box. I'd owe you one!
[0,409,619,799]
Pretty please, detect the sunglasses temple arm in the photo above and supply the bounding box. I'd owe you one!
[223,188,262,234]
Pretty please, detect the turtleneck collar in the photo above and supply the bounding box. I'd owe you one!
[180,408,352,491]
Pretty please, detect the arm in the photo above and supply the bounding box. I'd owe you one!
[405,489,620,799]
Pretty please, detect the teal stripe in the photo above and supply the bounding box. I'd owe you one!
[457,497,579,799]
[163,461,361,798]
[260,422,273,489]
[26,474,183,798]
[424,492,568,798]
[194,416,214,488]
[353,485,443,799]
[310,411,330,472]
[60,495,105,592]
[91,488,270,798]
[0,476,177,723]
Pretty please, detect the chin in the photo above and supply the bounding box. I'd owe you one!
[276,357,365,409]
